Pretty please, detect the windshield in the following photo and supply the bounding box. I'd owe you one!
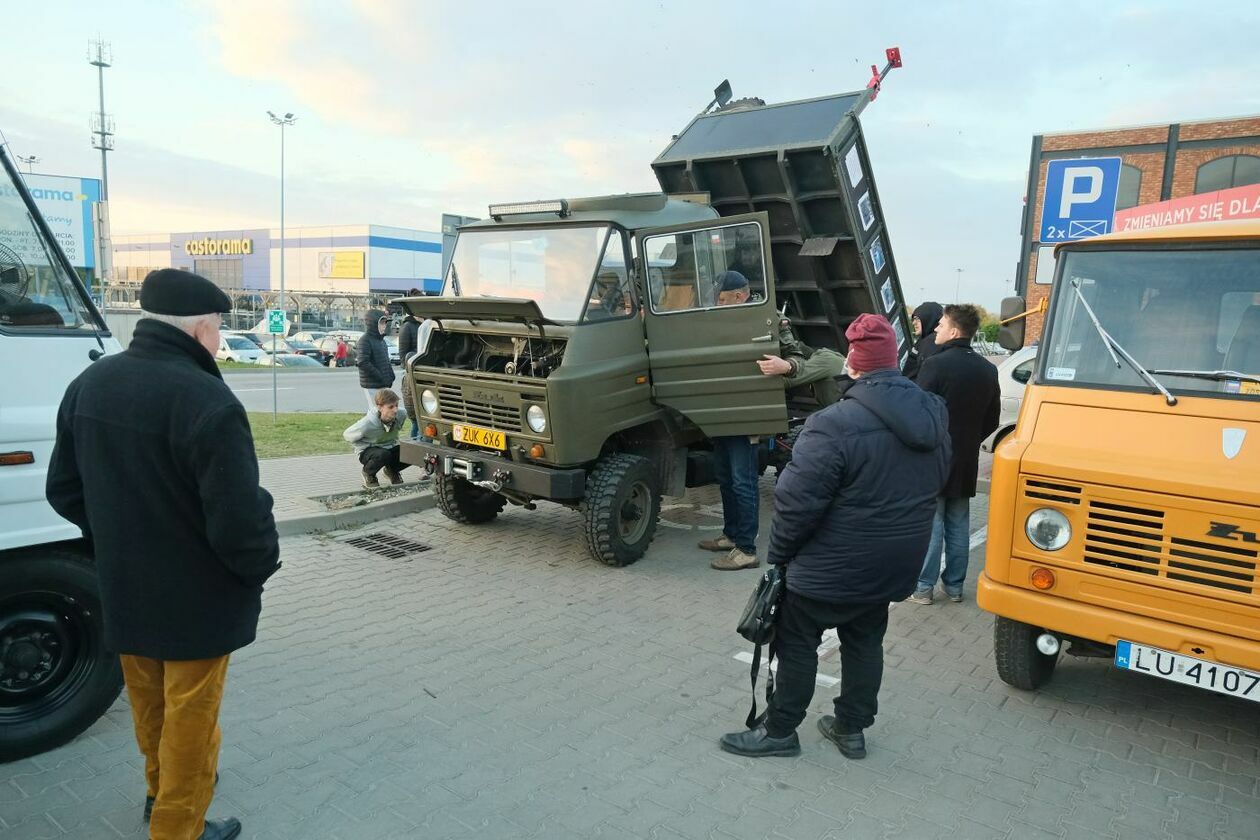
[444,225,609,322]
[1043,247,1260,400]
[0,158,99,331]
[227,336,257,350]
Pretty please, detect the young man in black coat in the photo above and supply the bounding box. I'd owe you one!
[903,300,944,380]
[47,269,279,840]
[721,314,950,760]
[396,290,423,440]
[910,303,1001,605]
[357,308,396,409]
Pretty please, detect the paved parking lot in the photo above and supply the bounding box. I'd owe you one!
[3,483,1258,839]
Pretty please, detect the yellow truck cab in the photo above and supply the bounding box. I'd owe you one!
[979,220,1260,700]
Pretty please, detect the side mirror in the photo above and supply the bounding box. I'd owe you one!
[998,296,1026,351]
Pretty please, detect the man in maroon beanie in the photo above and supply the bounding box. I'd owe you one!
[721,313,950,760]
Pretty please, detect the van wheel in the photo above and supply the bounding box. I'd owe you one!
[434,474,506,524]
[993,616,1059,690]
[0,548,123,762]
[581,454,661,567]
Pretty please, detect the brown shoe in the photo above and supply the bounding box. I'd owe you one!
[362,469,380,489]
[383,467,404,485]
[711,548,759,571]
[698,535,736,552]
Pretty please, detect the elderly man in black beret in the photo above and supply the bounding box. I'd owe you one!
[47,268,279,840]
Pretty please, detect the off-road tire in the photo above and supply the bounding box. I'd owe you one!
[434,474,506,524]
[993,616,1059,690]
[581,454,661,567]
[773,425,805,480]
[0,547,123,762]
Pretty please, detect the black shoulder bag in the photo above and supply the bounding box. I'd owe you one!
[736,564,786,729]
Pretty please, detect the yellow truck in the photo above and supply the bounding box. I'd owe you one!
[979,220,1260,701]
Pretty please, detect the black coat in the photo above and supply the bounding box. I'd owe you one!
[398,316,420,363]
[357,313,394,389]
[46,320,280,660]
[904,302,944,380]
[768,370,951,604]
[916,338,1001,498]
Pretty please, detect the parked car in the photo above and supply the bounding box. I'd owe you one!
[981,346,1037,452]
[280,338,327,362]
[384,336,401,365]
[316,336,357,366]
[217,334,265,363]
[253,353,325,368]
[291,330,327,345]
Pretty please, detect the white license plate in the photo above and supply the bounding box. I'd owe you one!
[1115,640,1260,702]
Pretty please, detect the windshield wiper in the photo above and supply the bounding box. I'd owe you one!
[1069,279,1177,406]
[1147,369,1260,384]
[449,264,461,296]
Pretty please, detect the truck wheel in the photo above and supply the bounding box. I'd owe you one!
[581,453,661,567]
[773,425,805,481]
[434,474,506,524]
[993,616,1059,690]
[0,549,123,762]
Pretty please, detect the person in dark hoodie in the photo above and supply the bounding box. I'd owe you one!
[903,301,944,379]
[357,308,395,409]
[720,313,950,760]
[396,290,423,440]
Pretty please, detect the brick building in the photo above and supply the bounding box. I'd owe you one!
[1016,115,1260,341]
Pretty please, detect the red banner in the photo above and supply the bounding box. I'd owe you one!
[1114,183,1260,232]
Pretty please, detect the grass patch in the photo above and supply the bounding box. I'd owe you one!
[219,361,329,372]
[248,412,362,459]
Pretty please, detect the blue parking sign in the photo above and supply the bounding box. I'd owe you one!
[1040,157,1122,243]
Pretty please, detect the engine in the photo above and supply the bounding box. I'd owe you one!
[414,330,566,379]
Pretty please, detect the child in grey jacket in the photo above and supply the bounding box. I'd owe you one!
[343,388,410,488]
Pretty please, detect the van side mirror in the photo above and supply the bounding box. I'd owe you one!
[998,296,1026,351]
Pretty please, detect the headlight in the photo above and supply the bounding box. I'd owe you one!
[1026,508,1071,551]
[420,388,439,415]
[526,404,547,434]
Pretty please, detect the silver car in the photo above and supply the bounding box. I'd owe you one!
[981,346,1037,452]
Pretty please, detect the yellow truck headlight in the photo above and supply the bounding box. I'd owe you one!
[1026,508,1071,551]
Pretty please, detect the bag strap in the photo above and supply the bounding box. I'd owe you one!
[744,637,777,730]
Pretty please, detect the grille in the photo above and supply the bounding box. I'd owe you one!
[342,532,432,560]
[1082,501,1257,595]
[436,384,522,432]
[1025,479,1082,506]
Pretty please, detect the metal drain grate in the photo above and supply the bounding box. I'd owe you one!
[342,532,432,560]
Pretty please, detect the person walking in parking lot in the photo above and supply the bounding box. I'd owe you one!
[357,309,395,409]
[910,303,1000,605]
[47,268,279,840]
[720,314,949,759]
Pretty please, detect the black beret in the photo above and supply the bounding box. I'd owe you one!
[716,270,749,292]
[140,269,232,316]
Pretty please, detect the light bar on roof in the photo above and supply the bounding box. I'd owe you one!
[488,199,569,220]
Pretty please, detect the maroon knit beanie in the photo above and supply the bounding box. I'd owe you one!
[845,313,899,372]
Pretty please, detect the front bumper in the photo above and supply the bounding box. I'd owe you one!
[401,440,585,500]
[977,572,1260,672]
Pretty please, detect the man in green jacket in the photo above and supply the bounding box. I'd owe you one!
[757,317,847,406]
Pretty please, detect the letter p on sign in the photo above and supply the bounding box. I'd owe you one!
[1059,166,1105,217]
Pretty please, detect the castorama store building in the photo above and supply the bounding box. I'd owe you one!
[112,224,444,296]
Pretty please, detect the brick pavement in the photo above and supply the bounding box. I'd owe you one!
[3,481,1258,839]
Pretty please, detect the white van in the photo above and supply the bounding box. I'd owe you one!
[0,147,123,761]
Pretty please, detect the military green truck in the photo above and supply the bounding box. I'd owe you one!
[400,63,913,566]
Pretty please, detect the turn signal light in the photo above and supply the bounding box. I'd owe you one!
[0,451,35,466]
[1030,567,1056,590]
[424,424,438,438]
[529,444,545,459]
[635,375,648,385]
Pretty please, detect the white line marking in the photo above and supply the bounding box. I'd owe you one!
[231,387,296,392]
[734,651,841,688]
[970,526,988,550]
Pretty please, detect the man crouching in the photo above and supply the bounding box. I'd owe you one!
[344,388,410,488]
[721,314,950,760]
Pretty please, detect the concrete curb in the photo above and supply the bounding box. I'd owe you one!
[276,490,436,537]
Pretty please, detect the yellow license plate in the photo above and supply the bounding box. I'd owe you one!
[452,424,506,450]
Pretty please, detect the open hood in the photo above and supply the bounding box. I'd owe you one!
[395,296,558,326]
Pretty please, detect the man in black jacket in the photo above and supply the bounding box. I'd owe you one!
[357,308,395,409]
[396,291,423,440]
[910,304,1001,605]
[47,269,278,840]
[721,314,950,760]
[903,301,943,380]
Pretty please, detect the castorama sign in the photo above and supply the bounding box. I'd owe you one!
[0,173,102,269]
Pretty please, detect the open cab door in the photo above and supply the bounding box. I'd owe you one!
[637,213,788,437]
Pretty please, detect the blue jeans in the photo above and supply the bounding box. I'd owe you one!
[712,436,760,555]
[917,496,971,595]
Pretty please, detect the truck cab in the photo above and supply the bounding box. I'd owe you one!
[0,147,123,761]
[980,221,1260,701]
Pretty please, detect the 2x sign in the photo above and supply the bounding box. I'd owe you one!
[1040,157,1123,243]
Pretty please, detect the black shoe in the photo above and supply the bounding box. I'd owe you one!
[199,818,242,840]
[383,466,404,485]
[719,724,801,757]
[145,772,218,821]
[362,468,380,489]
[817,715,866,759]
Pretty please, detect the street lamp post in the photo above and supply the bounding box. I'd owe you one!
[267,111,296,420]
[954,268,964,304]
[15,154,39,174]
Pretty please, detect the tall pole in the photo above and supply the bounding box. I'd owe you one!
[267,112,296,421]
[954,268,964,304]
[89,40,113,303]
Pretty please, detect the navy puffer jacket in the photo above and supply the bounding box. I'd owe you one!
[767,369,951,604]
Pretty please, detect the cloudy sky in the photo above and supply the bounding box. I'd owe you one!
[2,0,1257,307]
